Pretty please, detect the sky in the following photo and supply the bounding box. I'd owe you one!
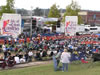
[0,0,100,11]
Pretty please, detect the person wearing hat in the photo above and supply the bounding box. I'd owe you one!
[60,49,71,72]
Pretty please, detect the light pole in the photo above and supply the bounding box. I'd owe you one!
[30,6,33,36]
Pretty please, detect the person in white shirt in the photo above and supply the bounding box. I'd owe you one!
[14,38,17,44]
[60,49,71,72]
[20,56,26,63]
[28,50,33,62]
[2,44,6,52]
[14,55,20,64]
[8,37,11,43]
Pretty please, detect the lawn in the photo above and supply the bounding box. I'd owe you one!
[0,61,100,75]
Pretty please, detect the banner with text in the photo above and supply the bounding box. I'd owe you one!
[65,16,78,36]
[1,13,21,38]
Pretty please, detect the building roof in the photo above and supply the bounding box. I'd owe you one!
[80,10,100,12]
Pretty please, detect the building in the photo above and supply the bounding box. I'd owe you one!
[78,10,100,26]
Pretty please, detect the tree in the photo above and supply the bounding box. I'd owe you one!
[63,0,83,24]
[48,4,60,18]
[33,7,43,16]
[0,0,15,16]
[46,4,61,26]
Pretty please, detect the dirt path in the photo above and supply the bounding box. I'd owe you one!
[0,60,52,70]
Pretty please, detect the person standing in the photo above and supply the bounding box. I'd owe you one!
[60,49,71,72]
[55,49,63,67]
[53,49,63,71]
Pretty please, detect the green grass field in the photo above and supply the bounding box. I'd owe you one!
[1,61,100,75]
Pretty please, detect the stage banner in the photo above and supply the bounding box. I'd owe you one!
[1,13,21,38]
[65,16,78,36]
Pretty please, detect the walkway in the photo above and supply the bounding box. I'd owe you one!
[0,60,52,70]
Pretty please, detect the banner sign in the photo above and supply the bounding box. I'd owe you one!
[1,13,21,38]
[65,16,78,36]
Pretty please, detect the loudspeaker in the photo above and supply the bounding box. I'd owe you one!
[76,32,80,36]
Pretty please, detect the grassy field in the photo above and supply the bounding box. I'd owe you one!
[0,61,100,75]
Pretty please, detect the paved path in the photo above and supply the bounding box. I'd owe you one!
[0,60,52,70]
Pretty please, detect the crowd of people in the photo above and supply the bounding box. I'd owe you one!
[0,33,100,70]
[52,34,100,72]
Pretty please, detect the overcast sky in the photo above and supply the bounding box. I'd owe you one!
[0,0,100,11]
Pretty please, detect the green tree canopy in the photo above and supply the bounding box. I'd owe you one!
[46,4,61,26]
[48,4,61,18]
[0,0,15,16]
[63,0,83,24]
